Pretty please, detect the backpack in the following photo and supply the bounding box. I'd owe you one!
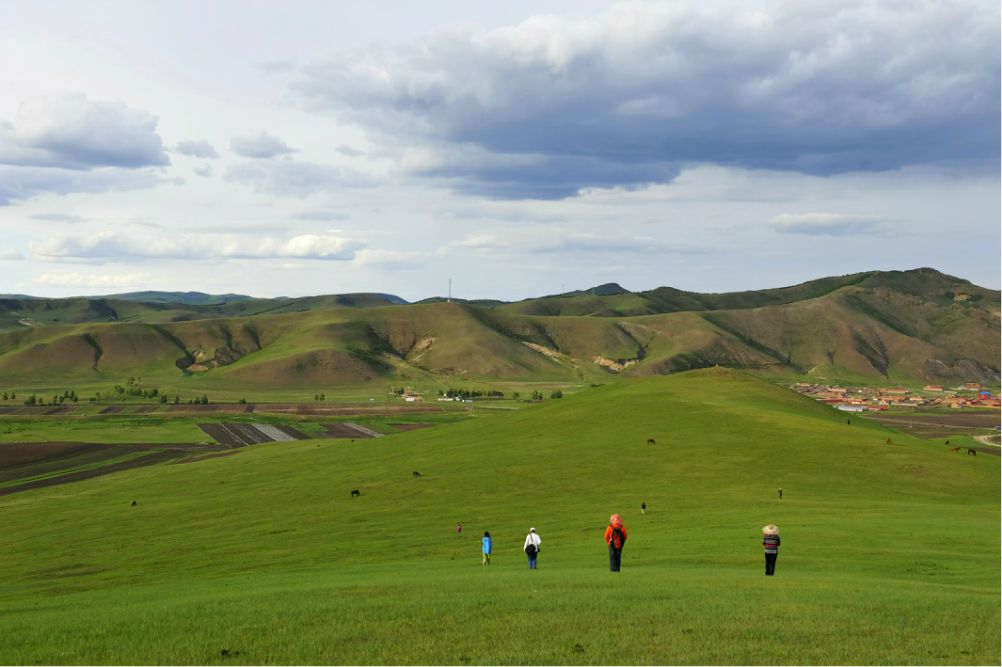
[525,539,537,555]
[610,526,624,549]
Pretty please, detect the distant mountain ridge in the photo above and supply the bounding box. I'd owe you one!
[0,268,997,387]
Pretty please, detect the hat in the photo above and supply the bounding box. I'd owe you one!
[609,514,622,526]
[529,527,536,533]
[762,524,779,535]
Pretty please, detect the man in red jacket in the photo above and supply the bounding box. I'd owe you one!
[604,514,628,572]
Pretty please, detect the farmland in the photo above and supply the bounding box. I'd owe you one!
[0,369,997,665]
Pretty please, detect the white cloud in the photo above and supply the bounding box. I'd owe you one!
[769,213,882,236]
[0,164,167,206]
[230,131,297,158]
[32,271,151,287]
[31,213,87,224]
[0,94,168,170]
[1,249,25,260]
[31,231,363,261]
[175,139,220,159]
[225,160,375,197]
[193,164,213,177]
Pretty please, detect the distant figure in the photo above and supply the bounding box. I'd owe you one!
[949,446,961,452]
[131,500,137,507]
[350,489,360,498]
[847,419,851,425]
[641,502,647,515]
[967,448,977,456]
[778,488,783,500]
[456,522,463,535]
[762,524,781,576]
[412,471,422,477]
[885,437,893,445]
[945,440,950,446]
[524,528,541,569]
[605,514,628,572]
[647,438,656,445]
[482,531,492,566]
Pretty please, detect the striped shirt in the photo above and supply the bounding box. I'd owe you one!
[762,534,781,554]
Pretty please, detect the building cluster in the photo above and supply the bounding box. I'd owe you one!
[790,382,999,411]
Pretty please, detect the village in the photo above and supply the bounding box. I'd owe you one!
[790,381,1000,412]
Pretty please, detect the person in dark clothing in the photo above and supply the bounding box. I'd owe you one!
[605,514,628,572]
[778,488,783,500]
[641,502,646,515]
[762,524,781,575]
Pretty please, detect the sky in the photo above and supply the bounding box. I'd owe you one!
[0,0,998,302]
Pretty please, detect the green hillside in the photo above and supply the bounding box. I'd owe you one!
[0,370,997,664]
[0,269,997,393]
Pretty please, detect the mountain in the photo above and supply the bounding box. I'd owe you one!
[0,268,997,387]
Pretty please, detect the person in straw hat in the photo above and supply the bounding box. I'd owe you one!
[605,514,628,572]
[762,524,781,576]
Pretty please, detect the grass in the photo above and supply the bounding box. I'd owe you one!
[0,369,997,664]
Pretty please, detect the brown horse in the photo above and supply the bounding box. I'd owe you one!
[647,438,656,445]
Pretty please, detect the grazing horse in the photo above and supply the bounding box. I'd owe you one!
[949,447,961,452]
[647,438,656,445]
[412,471,422,477]
[967,448,977,456]
[885,437,893,445]
[131,500,137,507]
[350,489,361,497]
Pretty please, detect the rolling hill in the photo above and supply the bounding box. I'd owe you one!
[0,370,997,664]
[0,268,997,390]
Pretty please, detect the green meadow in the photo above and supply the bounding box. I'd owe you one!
[0,369,997,665]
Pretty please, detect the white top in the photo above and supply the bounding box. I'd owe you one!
[524,532,541,551]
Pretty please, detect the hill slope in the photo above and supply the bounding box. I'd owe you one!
[0,269,997,389]
[0,370,997,664]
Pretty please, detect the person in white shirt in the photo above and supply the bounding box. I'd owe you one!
[523,527,541,569]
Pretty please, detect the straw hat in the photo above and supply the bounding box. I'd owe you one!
[762,524,779,535]
[609,514,622,525]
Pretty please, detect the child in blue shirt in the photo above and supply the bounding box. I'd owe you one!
[482,531,492,565]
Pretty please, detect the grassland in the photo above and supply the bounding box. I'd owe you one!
[0,369,996,665]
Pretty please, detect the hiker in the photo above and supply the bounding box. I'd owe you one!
[778,488,783,500]
[605,514,628,572]
[641,502,647,515]
[456,522,463,536]
[523,528,541,569]
[762,524,781,576]
[482,531,492,565]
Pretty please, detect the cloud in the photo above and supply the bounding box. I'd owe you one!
[0,94,168,170]
[225,160,374,197]
[31,232,363,261]
[0,164,167,206]
[175,139,220,159]
[31,213,87,224]
[449,231,703,256]
[31,271,151,287]
[293,210,351,221]
[336,144,364,157]
[294,0,1000,199]
[0,249,25,260]
[355,249,427,270]
[769,212,882,235]
[230,131,297,158]
[193,164,213,177]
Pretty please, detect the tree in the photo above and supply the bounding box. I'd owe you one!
[512,391,520,400]
[550,389,563,399]
[239,397,247,405]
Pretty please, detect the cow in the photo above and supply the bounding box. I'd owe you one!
[967,448,977,456]
[350,489,361,497]
[647,438,656,445]
[412,471,422,477]
[131,500,137,507]
[949,447,961,452]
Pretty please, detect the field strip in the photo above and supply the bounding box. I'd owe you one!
[251,423,298,442]
[343,422,383,438]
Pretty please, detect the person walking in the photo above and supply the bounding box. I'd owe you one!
[482,531,492,566]
[605,514,628,572]
[641,502,647,515]
[762,524,781,576]
[523,528,541,569]
[778,488,783,500]
[456,522,463,536]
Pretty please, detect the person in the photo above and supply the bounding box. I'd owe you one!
[641,502,646,515]
[778,488,783,500]
[482,531,492,565]
[523,528,541,569]
[456,522,463,535]
[762,524,781,576]
[605,514,628,572]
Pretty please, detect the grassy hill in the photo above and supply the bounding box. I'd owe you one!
[0,269,997,394]
[0,369,996,664]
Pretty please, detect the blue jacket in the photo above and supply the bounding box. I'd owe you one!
[482,536,492,554]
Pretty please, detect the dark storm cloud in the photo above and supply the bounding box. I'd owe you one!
[294,0,1000,200]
